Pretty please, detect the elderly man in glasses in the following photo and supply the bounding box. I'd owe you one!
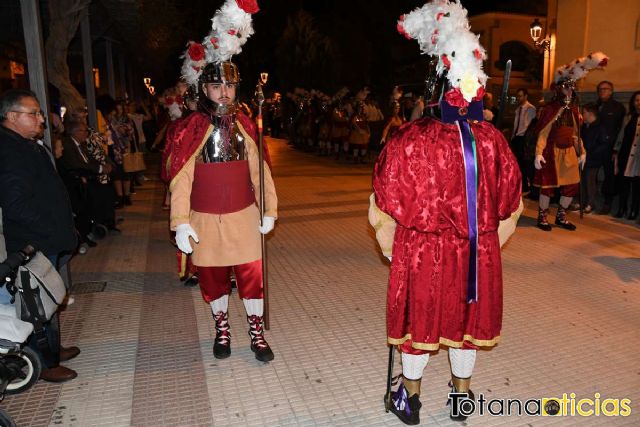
[0,89,80,383]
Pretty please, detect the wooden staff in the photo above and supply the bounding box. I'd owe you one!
[255,81,270,330]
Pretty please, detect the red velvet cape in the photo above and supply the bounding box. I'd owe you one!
[373,117,521,351]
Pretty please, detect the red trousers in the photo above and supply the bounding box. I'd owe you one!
[197,259,263,302]
[540,183,579,197]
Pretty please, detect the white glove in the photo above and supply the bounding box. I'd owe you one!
[259,216,275,234]
[386,256,392,262]
[534,154,546,170]
[579,154,586,168]
[175,224,199,254]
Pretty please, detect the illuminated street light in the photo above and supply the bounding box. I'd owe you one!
[260,72,269,85]
[530,18,551,52]
[144,77,151,86]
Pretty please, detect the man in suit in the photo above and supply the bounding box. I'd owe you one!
[0,89,80,382]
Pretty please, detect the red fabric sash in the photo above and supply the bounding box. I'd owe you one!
[190,160,254,214]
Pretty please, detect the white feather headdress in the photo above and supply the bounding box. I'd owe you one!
[397,0,487,105]
[180,0,259,87]
[553,52,608,84]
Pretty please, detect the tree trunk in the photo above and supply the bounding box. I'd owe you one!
[45,0,91,112]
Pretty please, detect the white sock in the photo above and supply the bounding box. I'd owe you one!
[539,194,550,210]
[243,298,263,317]
[401,353,429,380]
[449,348,476,379]
[559,196,572,209]
[210,294,228,315]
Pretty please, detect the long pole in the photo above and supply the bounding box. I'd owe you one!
[496,59,512,127]
[384,344,395,412]
[256,82,269,330]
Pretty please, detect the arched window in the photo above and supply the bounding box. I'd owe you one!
[494,40,532,72]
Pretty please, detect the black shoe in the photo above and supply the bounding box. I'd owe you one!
[614,208,626,218]
[389,382,421,425]
[183,274,199,287]
[108,227,122,236]
[555,207,577,231]
[213,312,231,359]
[114,199,123,209]
[247,315,274,362]
[537,208,552,231]
[448,387,475,422]
[124,195,132,206]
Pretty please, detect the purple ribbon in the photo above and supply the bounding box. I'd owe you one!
[456,120,479,303]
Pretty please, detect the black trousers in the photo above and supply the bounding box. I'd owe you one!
[618,176,640,214]
[510,136,529,191]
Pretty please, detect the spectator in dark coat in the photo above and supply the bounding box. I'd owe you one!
[581,103,609,213]
[595,81,626,214]
[0,89,80,383]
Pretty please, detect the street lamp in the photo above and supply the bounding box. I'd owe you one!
[260,72,269,85]
[143,77,151,87]
[530,18,551,52]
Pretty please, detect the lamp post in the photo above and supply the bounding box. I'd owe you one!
[530,18,551,52]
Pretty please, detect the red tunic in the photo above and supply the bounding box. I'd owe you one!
[532,101,581,188]
[373,118,521,351]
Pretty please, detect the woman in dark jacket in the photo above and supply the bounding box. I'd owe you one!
[613,91,640,219]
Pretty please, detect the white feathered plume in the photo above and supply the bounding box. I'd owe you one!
[398,0,487,105]
[180,0,259,86]
[553,52,608,84]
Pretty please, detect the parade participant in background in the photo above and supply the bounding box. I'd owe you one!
[369,2,522,423]
[348,89,371,163]
[380,101,404,146]
[166,0,277,362]
[330,87,350,160]
[161,88,200,288]
[316,95,332,156]
[533,52,608,231]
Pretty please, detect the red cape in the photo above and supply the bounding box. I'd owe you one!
[535,101,580,135]
[161,110,271,184]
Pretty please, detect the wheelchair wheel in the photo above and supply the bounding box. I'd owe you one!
[4,347,41,395]
[0,409,16,427]
[91,223,108,240]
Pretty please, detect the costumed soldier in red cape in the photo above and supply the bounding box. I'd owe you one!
[164,0,277,362]
[369,1,523,424]
[533,52,608,231]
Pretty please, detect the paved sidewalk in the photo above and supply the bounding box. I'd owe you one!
[2,138,639,426]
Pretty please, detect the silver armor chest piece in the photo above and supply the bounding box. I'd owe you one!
[201,114,245,163]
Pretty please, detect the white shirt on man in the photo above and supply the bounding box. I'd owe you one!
[512,101,536,137]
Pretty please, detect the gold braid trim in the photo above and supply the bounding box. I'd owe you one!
[388,333,501,351]
[168,124,214,192]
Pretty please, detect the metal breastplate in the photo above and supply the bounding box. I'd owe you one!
[201,114,245,163]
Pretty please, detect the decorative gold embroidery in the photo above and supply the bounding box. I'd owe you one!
[387,334,501,351]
